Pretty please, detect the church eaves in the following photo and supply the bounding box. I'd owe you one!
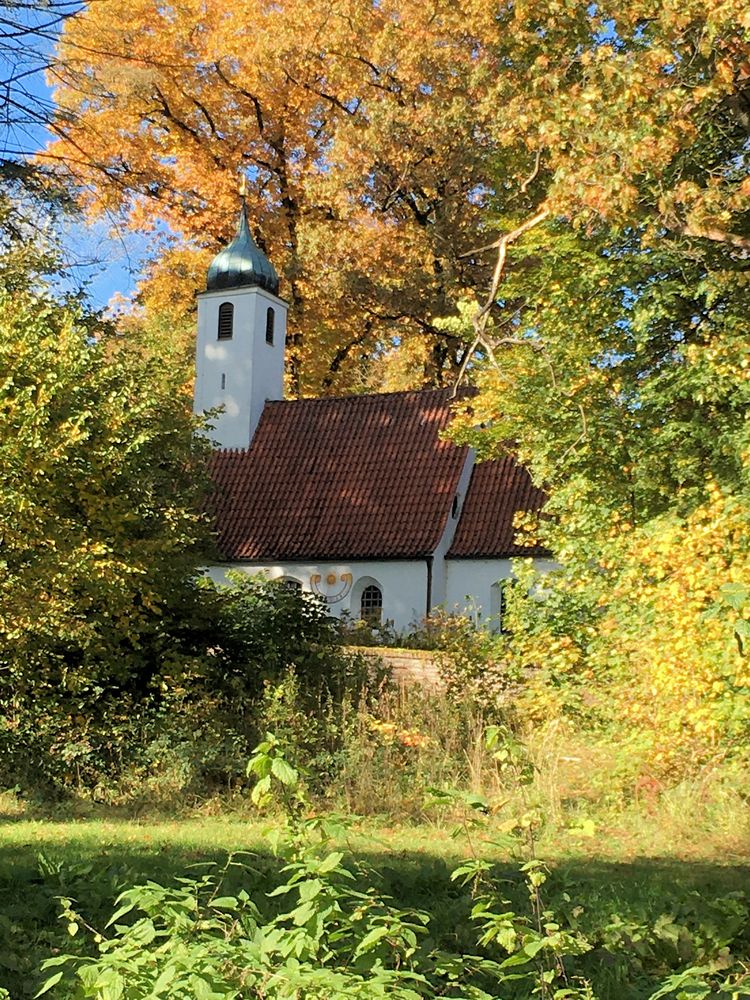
[447,457,548,559]
[207,387,548,563]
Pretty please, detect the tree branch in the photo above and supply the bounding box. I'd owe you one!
[474,207,550,329]
[668,219,750,250]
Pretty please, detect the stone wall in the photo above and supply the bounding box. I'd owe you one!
[344,646,443,688]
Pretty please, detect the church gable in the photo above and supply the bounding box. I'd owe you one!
[208,388,469,561]
[447,457,548,559]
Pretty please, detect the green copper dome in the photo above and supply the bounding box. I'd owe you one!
[206,200,279,295]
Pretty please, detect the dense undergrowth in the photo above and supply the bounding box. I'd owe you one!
[7,739,746,1000]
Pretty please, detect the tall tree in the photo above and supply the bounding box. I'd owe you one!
[445,1,750,770]
[47,1,750,392]
[46,0,511,392]
[0,1,91,293]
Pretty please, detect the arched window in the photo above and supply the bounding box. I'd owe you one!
[265,306,275,345]
[360,584,382,624]
[217,302,234,340]
[280,577,302,593]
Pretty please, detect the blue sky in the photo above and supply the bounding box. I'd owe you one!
[55,208,147,311]
[2,2,147,310]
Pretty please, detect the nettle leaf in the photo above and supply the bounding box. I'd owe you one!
[210,896,239,910]
[151,965,177,995]
[317,852,344,875]
[98,969,124,1000]
[354,925,391,955]
[298,879,323,902]
[251,775,272,805]
[33,971,64,998]
[78,966,100,990]
[290,900,317,926]
[106,899,137,929]
[271,757,298,786]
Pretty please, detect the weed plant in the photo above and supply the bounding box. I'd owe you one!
[34,732,750,1000]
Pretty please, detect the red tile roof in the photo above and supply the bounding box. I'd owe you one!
[207,389,548,562]
[208,389,470,561]
[447,456,548,559]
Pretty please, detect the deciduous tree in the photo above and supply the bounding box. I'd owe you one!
[47,0,507,392]
[447,1,750,770]
[0,286,212,699]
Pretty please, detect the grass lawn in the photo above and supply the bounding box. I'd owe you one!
[1,797,749,999]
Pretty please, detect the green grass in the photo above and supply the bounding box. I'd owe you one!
[2,797,749,999]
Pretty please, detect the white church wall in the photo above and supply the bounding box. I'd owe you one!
[206,556,557,634]
[428,450,475,608]
[445,558,514,627]
[205,559,430,632]
[445,557,558,628]
[194,285,287,450]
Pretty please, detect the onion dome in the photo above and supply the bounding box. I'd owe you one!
[206,198,279,295]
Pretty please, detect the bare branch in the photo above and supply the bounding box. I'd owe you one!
[214,61,265,135]
[451,204,550,398]
[668,219,750,251]
[557,404,590,464]
[282,68,361,118]
[519,149,542,195]
[474,207,550,330]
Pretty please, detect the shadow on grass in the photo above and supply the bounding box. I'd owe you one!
[0,820,748,1000]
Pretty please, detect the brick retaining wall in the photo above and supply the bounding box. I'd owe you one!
[344,646,443,688]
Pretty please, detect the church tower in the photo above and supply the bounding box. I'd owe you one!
[194,191,287,450]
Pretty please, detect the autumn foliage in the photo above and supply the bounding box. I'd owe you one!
[47,0,750,394]
[40,0,750,774]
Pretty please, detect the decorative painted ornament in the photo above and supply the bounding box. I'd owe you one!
[310,572,354,604]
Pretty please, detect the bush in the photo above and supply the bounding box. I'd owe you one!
[0,575,374,803]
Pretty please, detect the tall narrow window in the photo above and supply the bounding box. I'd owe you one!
[491,580,511,634]
[220,373,226,390]
[360,585,382,624]
[217,302,234,339]
[265,306,275,345]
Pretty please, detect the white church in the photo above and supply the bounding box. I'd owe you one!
[195,199,550,631]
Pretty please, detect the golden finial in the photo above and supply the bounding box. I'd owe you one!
[238,171,247,198]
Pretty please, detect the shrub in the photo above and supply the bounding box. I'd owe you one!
[0,575,373,803]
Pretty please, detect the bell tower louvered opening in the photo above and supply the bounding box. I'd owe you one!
[217,302,234,339]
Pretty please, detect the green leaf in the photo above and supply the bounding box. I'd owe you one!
[251,775,271,805]
[152,965,177,996]
[354,925,390,955]
[211,896,239,909]
[317,852,343,874]
[34,972,63,998]
[105,900,136,928]
[721,583,750,612]
[271,757,298,786]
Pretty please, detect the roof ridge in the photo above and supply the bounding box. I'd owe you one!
[262,386,455,407]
